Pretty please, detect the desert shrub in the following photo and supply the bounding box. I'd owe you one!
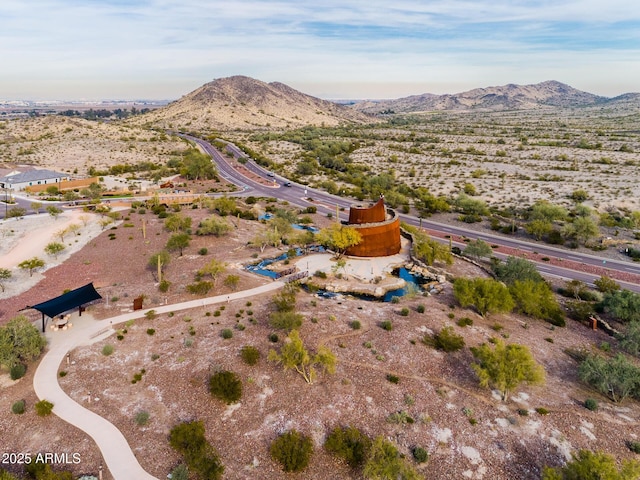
[198,247,208,255]
[186,281,213,295]
[380,320,393,331]
[35,399,54,417]
[542,450,640,480]
[628,441,640,454]
[168,464,189,480]
[350,320,361,330]
[457,317,473,327]
[584,398,599,411]
[10,364,26,380]
[387,410,415,424]
[240,345,260,365]
[270,430,314,473]
[221,328,233,339]
[169,421,224,480]
[11,399,25,414]
[268,333,279,343]
[386,374,400,384]
[364,436,421,479]
[59,371,67,377]
[269,311,303,331]
[535,407,549,415]
[412,446,429,463]
[390,296,400,304]
[209,370,242,404]
[135,410,150,426]
[416,304,426,314]
[158,279,171,292]
[102,344,114,356]
[430,326,465,352]
[146,328,156,336]
[400,307,410,317]
[324,425,372,469]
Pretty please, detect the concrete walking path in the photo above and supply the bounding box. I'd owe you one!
[33,281,284,480]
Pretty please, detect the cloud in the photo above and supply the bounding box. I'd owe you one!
[1,0,639,99]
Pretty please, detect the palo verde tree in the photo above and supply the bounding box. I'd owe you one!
[542,449,640,480]
[198,258,227,288]
[453,277,514,317]
[316,223,362,260]
[18,257,45,277]
[463,239,493,261]
[470,339,545,402]
[268,330,337,384]
[166,232,191,256]
[578,353,640,403]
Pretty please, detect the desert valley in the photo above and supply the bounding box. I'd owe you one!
[2,76,640,480]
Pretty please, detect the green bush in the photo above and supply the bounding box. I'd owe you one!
[186,281,213,295]
[269,311,304,331]
[240,345,260,365]
[102,344,114,356]
[270,430,314,473]
[416,304,426,314]
[324,425,372,469]
[159,279,171,292]
[350,320,361,330]
[268,333,279,343]
[400,307,410,317]
[11,399,25,414]
[628,441,640,454]
[379,320,393,331]
[221,328,233,339]
[457,317,473,327]
[168,464,189,480]
[146,328,156,336]
[169,421,224,480]
[10,364,26,380]
[135,410,150,426]
[430,326,465,352]
[209,370,242,404]
[412,446,429,463]
[386,374,400,384]
[35,399,54,417]
[198,247,208,255]
[584,398,599,411]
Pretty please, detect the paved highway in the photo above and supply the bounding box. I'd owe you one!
[177,134,640,293]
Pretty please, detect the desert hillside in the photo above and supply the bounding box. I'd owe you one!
[134,75,376,131]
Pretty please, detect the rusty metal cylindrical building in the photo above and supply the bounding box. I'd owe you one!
[344,198,401,257]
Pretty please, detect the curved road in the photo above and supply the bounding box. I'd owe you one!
[34,282,284,480]
[184,134,640,293]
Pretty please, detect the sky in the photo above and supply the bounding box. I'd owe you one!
[1,0,639,101]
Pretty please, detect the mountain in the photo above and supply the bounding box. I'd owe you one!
[140,76,374,130]
[351,81,615,114]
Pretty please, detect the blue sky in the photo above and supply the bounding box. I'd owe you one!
[1,0,639,100]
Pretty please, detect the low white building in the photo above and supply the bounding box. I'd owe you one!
[0,169,70,191]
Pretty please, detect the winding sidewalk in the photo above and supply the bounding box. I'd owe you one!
[33,281,284,480]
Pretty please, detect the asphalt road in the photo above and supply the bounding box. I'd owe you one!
[183,134,640,293]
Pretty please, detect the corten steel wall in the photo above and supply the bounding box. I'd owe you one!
[348,198,386,224]
[345,215,401,257]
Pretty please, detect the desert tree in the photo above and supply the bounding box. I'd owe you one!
[223,274,240,291]
[270,430,314,473]
[30,201,42,214]
[594,276,620,294]
[211,196,237,216]
[600,290,640,323]
[180,149,217,181]
[316,223,362,260]
[509,280,565,326]
[164,213,192,233]
[542,449,640,480]
[470,339,545,402]
[453,277,514,317]
[492,256,544,285]
[196,216,232,236]
[578,353,640,403]
[166,232,191,256]
[198,258,227,288]
[0,268,11,292]
[268,330,336,384]
[525,219,553,240]
[18,257,45,277]
[0,315,47,368]
[363,436,422,480]
[463,239,493,260]
[46,205,63,219]
[618,321,640,357]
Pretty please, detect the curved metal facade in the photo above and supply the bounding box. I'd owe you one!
[345,198,401,257]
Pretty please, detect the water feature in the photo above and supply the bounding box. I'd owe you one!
[383,267,426,301]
